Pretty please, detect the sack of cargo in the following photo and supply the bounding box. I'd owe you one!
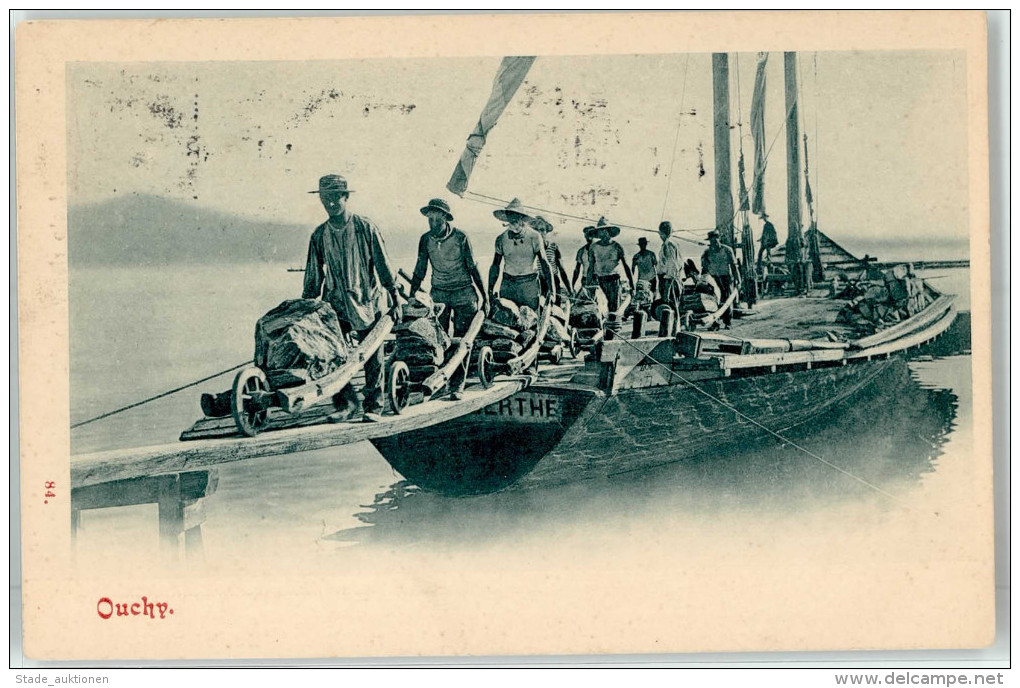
[570,290,608,329]
[681,292,718,315]
[517,305,539,332]
[489,338,522,354]
[633,279,654,305]
[517,328,536,348]
[480,320,521,340]
[402,292,445,320]
[545,316,571,344]
[392,314,450,366]
[490,298,523,329]
[254,299,349,380]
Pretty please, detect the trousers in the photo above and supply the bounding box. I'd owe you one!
[713,274,733,326]
[500,273,541,311]
[334,312,385,413]
[597,273,622,312]
[432,285,479,393]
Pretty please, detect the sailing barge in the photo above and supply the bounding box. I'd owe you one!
[71,50,966,541]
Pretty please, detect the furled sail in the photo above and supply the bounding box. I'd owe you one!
[446,56,536,196]
[750,52,769,216]
[803,132,816,225]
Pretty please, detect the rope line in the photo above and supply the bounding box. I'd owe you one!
[463,190,708,247]
[613,336,915,509]
[70,361,250,429]
[659,53,691,224]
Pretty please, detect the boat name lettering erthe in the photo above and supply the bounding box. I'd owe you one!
[96,596,173,620]
[479,394,558,421]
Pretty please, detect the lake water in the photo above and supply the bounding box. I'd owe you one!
[69,264,976,577]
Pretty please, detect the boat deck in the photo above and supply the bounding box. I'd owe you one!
[725,292,856,340]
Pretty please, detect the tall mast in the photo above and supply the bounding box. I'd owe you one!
[783,51,805,292]
[712,53,734,247]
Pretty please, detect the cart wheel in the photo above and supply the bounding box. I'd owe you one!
[568,328,581,359]
[231,367,270,437]
[477,346,495,389]
[388,360,411,415]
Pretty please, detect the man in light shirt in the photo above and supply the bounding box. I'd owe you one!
[488,198,555,311]
[656,220,684,316]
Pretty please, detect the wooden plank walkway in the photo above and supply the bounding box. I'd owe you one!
[71,378,531,489]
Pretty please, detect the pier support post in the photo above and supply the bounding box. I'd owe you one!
[71,470,219,564]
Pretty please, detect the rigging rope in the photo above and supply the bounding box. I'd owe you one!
[612,335,917,510]
[733,52,750,216]
[70,361,250,429]
[462,190,708,246]
[466,51,805,247]
[659,54,691,224]
[814,52,820,225]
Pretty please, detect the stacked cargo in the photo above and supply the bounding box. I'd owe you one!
[392,293,452,383]
[836,265,931,331]
[473,298,541,366]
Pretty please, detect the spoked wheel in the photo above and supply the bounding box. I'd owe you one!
[388,360,412,415]
[568,328,581,358]
[231,367,272,437]
[476,345,495,389]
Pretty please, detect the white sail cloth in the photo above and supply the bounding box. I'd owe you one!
[446,56,536,196]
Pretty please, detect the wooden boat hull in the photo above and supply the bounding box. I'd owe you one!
[371,353,908,495]
[369,385,601,495]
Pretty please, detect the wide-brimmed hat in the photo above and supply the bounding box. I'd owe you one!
[707,229,720,239]
[529,215,554,233]
[585,216,620,238]
[493,197,533,223]
[308,174,354,194]
[420,197,453,221]
[637,237,649,246]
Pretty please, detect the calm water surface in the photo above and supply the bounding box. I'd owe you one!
[69,263,974,571]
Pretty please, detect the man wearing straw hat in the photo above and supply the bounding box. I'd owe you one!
[488,198,555,311]
[407,197,487,399]
[529,215,572,302]
[302,174,400,421]
[571,224,598,297]
[701,229,741,329]
[587,217,635,313]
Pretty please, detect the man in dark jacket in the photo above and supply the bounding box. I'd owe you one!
[303,174,400,421]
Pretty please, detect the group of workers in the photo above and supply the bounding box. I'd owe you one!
[301,173,741,420]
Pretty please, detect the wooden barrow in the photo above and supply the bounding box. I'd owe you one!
[229,309,396,436]
[386,308,491,413]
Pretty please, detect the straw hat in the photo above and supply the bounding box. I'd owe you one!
[529,215,554,233]
[493,198,533,223]
[420,198,453,221]
[308,174,354,194]
[585,216,620,238]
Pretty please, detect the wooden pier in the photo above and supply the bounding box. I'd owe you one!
[70,377,531,560]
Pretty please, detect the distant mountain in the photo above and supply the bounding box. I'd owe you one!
[67,194,311,266]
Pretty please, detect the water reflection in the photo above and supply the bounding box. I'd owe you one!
[330,354,961,548]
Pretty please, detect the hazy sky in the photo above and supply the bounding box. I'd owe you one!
[68,50,969,258]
